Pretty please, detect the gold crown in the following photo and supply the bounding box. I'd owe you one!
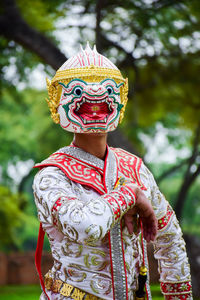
[46,65,128,124]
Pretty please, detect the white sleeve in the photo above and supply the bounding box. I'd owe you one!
[140,163,192,300]
[33,166,136,245]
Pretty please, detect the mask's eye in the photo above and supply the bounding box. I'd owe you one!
[107,87,113,95]
[74,87,82,96]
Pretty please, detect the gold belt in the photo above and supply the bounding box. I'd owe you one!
[44,274,102,300]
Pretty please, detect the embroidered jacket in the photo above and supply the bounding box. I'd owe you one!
[33,146,192,300]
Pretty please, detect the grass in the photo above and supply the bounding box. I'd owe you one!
[0,285,41,300]
[0,284,198,300]
[0,284,163,300]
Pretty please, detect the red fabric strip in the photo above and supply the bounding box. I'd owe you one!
[35,223,50,300]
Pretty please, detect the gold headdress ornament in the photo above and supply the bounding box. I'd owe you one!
[46,45,128,124]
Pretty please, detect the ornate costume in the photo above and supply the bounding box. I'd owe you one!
[33,44,192,300]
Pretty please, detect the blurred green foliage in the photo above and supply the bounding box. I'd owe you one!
[0,285,41,300]
[159,171,200,235]
[0,185,27,250]
[0,183,50,252]
[0,87,72,185]
[17,0,64,33]
[0,0,200,250]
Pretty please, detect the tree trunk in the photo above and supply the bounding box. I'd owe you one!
[174,165,200,220]
[174,123,200,220]
[0,0,67,70]
[156,158,188,184]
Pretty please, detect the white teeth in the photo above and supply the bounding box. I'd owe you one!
[93,113,97,116]
[85,99,106,103]
[76,97,108,108]
[81,117,108,124]
[108,103,112,111]
[75,103,81,111]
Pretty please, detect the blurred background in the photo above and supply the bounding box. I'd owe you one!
[0,0,200,299]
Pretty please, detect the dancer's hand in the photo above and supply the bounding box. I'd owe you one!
[124,185,157,242]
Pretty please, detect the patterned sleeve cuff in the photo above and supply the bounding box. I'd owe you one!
[157,205,174,231]
[161,281,192,299]
[103,185,136,221]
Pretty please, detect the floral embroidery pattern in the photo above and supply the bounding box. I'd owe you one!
[161,281,192,299]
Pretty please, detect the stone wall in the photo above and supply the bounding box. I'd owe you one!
[0,245,159,286]
[0,251,52,285]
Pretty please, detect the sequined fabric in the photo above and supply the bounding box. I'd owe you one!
[33,146,192,300]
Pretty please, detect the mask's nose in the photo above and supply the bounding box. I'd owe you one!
[89,85,102,93]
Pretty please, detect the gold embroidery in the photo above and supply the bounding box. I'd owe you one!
[92,249,106,257]
[51,279,63,293]
[90,274,111,295]
[157,194,162,205]
[67,264,87,282]
[92,256,100,266]
[84,254,90,268]
[44,275,53,289]
[45,275,101,299]
[90,281,100,294]
[62,243,83,257]
[181,262,186,276]
[85,294,101,300]
[163,271,173,281]
[85,224,103,244]
[71,288,85,300]
[175,274,181,281]
[60,283,74,296]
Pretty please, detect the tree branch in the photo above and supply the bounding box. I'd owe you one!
[152,0,187,10]
[156,158,189,183]
[174,122,200,220]
[0,0,67,70]
[95,0,108,52]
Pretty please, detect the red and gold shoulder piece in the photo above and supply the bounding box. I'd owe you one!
[111,148,147,190]
[34,152,105,195]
